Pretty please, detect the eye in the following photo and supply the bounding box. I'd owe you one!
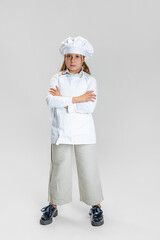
[76,55,80,58]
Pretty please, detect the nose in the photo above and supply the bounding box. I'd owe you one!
[71,56,75,63]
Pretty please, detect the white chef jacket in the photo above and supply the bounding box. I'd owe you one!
[46,67,98,145]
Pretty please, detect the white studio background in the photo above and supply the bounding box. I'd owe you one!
[0,0,160,239]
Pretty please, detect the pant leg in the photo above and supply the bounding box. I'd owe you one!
[48,143,74,205]
[74,144,104,206]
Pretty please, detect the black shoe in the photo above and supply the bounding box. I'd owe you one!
[89,205,104,226]
[40,204,58,225]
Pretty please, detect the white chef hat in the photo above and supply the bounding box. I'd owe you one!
[59,36,94,59]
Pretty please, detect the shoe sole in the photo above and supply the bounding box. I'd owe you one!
[89,212,104,226]
[91,219,104,226]
[40,209,58,225]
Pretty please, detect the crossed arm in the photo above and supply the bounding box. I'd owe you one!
[49,86,96,109]
[46,75,98,114]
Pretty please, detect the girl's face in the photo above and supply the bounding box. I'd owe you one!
[64,53,85,74]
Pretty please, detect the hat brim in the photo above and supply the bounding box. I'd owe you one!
[64,46,86,57]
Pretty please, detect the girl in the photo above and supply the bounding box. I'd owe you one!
[40,36,104,226]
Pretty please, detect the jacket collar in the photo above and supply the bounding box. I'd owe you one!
[62,67,84,78]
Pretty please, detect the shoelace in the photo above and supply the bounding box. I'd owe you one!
[41,205,55,217]
[91,206,103,215]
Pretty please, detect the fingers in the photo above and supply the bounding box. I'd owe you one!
[49,92,55,96]
[87,91,96,96]
[50,86,59,94]
[88,94,96,98]
[89,94,96,101]
[50,85,59,90]
[87,90,94,93]
[49,91,56,95]
[49,86,61,96]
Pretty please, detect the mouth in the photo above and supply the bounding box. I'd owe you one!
[70,65,76,67]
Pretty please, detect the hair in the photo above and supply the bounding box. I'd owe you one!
[59,54,91,75]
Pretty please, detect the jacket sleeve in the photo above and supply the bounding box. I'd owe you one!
[46,74,73,108]
[67,76,98,114]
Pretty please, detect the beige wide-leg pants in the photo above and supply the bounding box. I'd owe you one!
[48,143,104,206]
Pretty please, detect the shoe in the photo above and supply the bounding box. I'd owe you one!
[40,204,58,225]
[89,205,104,226]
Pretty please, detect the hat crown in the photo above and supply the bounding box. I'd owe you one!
[59,36,94,59]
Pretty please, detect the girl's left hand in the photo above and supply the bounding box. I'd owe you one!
[49,86,62,96]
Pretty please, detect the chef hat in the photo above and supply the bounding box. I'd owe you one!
[59,36,94,59]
